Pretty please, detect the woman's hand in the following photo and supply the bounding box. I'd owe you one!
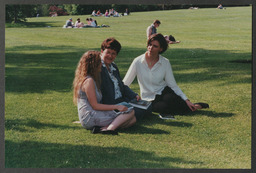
[115,105,128,112]
[185,99,197,111]
[135,95,141,101]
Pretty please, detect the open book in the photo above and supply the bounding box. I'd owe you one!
[129,99,151,110]
[114,102,134,115]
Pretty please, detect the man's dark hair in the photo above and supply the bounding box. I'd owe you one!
[153,20,161,25]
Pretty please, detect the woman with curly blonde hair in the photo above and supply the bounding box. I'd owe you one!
[73,50,136,135]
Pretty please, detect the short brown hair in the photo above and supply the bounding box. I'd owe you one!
[101,37,122,54]
[147,33,168,54]
[153,20,161,25]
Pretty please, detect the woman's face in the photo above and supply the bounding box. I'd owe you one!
[101,48,117,66]
[147,40,163,56]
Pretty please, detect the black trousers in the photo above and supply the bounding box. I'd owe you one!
[152,86,191,115]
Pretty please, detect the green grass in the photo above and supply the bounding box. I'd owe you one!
[5,6,252,168]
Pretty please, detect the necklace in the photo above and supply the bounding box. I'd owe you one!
[148,56,158,66]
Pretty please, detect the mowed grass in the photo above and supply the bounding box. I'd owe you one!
[5,6,251,168]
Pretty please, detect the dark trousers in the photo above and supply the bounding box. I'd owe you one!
[152,86,191,115]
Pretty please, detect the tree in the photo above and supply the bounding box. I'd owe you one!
[63,4,79,15]
[6,5,37,23]
[48,5,68,17]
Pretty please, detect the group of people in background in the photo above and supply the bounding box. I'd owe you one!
[73,19,209,135]
[64,17,110,28]
[91,8,130,17]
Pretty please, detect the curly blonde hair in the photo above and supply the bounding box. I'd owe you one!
[73,50,101,105]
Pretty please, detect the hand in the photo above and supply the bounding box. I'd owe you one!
[115,105,128,112]
[135,95,141,101]
[185,99,197,111]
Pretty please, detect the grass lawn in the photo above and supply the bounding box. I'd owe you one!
[5,6,252,168]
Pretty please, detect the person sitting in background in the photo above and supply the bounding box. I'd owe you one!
[74,18,84,28]
[123,33,209,119]
[217,4,225,9]
[96,10,102,16]
[65,18,74,28]
[113,11,120,17]
[146,20,161,39]
[91,10,96,16]
[89,18,97,27]
[105,10,109,17]
[73,50,136,135]
[125,8,130,15]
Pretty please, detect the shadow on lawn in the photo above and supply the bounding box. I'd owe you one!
[5,45,251,94]
[178,110,235,118]
[6,21,59,28]
[5,119,81,132]
[5,140,203,168]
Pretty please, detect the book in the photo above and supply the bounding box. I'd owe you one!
[128,99,151,110]
[114,102,134,115]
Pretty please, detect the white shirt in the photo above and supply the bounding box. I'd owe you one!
[91,21,97,27]
[123,53,187,101]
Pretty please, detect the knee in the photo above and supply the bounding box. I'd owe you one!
[132,110,137,123]
[163,93,178,102]
[153,101,168,112]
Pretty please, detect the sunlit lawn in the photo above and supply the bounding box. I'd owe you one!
[5,6,251,168]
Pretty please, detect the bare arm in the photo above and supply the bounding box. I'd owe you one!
[83,78,128,112]
[146,26,152,39]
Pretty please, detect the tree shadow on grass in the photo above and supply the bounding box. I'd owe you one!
[5,45,251,94]
[121,113,193,135]
[5,119,81,132]
[6,21,59,28]
[5,140,203,168]
[190,110,235,118]
[5,45,88,93]
[122,109,235,135]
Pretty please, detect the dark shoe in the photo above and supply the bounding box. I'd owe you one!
[91,126,102,134]
[195,102,209,109]
[100,130,118,135]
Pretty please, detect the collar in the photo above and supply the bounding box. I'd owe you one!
[101,59,116,72]
[141,53,163,65]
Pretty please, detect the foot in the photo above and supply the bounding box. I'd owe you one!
[91,126,102,134]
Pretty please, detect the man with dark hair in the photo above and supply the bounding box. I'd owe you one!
[146,20,161,39]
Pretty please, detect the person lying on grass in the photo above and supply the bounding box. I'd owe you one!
[123,33,209,119]
[73,51,136,135]
[164,35,181,44]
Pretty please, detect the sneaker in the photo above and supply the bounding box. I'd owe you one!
[158,114,175,120]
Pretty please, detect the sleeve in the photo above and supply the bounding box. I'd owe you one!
[165,60,188,101]
[123,59,137,86]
